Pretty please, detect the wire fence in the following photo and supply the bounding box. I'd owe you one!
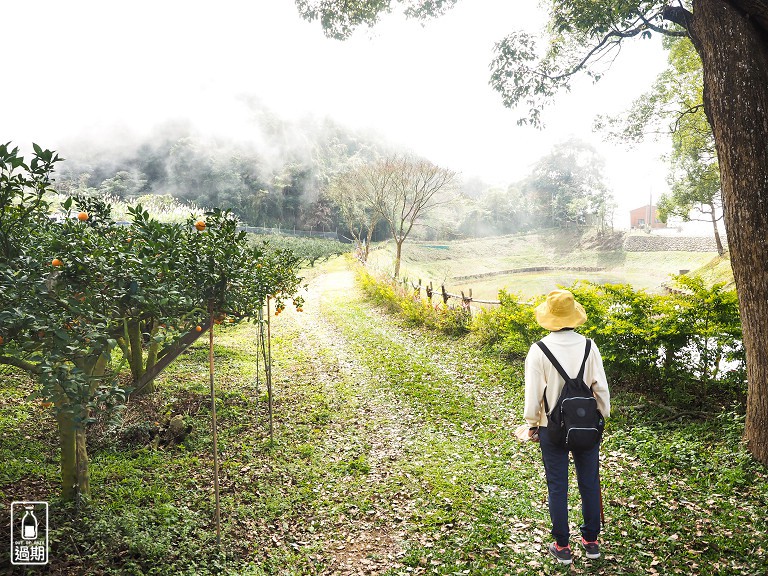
[395,278,503,310]
[393,265,611,310]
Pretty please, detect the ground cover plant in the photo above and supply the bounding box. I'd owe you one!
[2,258,766,574]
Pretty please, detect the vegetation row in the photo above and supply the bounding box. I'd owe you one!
[357,268,744,409]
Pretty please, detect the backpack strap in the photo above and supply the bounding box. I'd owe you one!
[536,339,592,413]
[576,339,592,382]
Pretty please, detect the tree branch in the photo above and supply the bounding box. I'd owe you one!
[663,5,694,31]
[543,27,644,82]
[635,9,688,36]
[671,103,706,132]
[0,355,42,374]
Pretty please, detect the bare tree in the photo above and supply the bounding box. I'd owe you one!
[328,163,382,261]
[372,155,457,278]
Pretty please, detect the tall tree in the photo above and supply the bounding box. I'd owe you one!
[523,139,611,230]
[662,38,725,256]
[371,155,456,278]
[297,0,768,466]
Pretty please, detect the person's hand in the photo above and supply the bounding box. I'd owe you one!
[528,427,540,443]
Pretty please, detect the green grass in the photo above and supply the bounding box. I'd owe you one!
[689,252,736,289]
[1,257,764,575]
[367,230,721,299]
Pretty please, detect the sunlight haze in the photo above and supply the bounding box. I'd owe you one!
[5,0,670,220]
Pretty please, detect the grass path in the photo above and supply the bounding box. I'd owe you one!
[271,263,554,575]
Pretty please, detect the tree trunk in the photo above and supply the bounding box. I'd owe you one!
[54,354,110,500]
[141,320,160,395]
[394,240,404,279]
[55,401,91,501]
[55,410,78,501]
[365,225,375,262]
[709,205,725,256]
[127,319,145,381]
[689,0,768,465]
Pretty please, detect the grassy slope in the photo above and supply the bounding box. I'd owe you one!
[689,253,736,289]
[1,257,764,575]
[367,230,722,300]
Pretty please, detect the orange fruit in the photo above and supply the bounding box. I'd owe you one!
[195,220,206,231]
[195,325,203,332]
[52,258,63,267]
[0,335,4,345]
[77,211,89,221]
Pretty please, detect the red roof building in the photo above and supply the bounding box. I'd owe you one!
[630,204,666,229]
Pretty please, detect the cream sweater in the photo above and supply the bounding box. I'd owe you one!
[524,330,611,428]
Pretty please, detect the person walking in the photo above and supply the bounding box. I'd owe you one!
[524,289,611,565]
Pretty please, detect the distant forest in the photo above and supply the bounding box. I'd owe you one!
[54,105,614,240]
[55,111,382,235]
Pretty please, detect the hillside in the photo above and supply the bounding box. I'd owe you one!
[366,229,726,301]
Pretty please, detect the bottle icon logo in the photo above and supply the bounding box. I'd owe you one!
[10,501,49,565]
[21,506,38,540]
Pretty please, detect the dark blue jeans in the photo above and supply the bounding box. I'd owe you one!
[539,426,602,547]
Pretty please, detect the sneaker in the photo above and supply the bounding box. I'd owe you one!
[548,542,572,565]
[581,537,600,559]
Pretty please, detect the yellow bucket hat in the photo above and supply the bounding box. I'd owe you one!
[535,289,587,331]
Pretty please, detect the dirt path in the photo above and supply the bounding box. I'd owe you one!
[275,268,418,574]
[268,265,545,575]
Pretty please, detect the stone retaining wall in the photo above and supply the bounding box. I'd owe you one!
[623,235,725,252]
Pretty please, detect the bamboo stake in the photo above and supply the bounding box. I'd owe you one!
[255,304,262,399]
[266,297,274,442]
[208,303,221,546]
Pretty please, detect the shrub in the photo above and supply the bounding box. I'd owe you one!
[254,235,349,267]
[570,279,744,406]
[356,269,471,335]
[471,290,546,359]
[357,268,746,408]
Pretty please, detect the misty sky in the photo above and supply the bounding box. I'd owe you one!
[5,1,672,219]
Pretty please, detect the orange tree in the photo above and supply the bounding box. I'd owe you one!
[0,143,304,500]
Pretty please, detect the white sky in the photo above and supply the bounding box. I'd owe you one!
[4,0,671,221]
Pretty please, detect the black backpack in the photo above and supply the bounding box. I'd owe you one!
[537,339,605,451]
